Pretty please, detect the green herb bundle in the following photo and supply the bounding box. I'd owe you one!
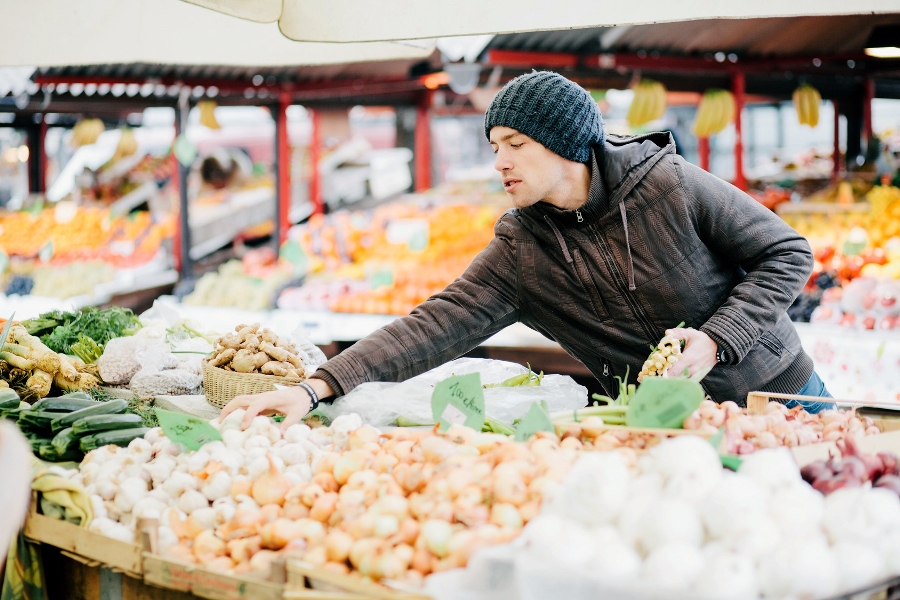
[22,307,141,359]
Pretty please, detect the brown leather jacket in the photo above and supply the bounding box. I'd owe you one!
[312,132,815,404]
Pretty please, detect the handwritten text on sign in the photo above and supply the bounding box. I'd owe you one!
[431,373,485,431]
[155,408,222,451]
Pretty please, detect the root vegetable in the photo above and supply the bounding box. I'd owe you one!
[210,348,237,367]
[251,455,291,506]
[260,361,291,377]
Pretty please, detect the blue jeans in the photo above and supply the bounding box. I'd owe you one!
[783,371,835,414]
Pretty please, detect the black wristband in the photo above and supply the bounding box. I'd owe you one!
[295,382,319,411]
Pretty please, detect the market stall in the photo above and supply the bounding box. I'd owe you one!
[6,301,900,600]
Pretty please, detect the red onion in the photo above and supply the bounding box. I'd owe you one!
[839,456,867,482]
[800,461,830,484]
[875,475,900,497]
[860,453,885,482]
[879,452,900,477]
[813,474,862,495]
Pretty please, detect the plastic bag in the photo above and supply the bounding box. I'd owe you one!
[129,342,201,400]
[97,337,156,385]
[289,324,328,372]
[316,358,587,427]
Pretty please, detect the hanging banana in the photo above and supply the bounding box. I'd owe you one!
[71,118,105,147]
[793,84,821,127]
[110,128,138,163]
[198,100,221,130]
[627,79,667,128]
[692,89,735,137]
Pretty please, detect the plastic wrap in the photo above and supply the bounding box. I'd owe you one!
[129,342,202,400]
[316,358,587,426]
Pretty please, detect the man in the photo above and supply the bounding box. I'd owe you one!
[222,71,829,430]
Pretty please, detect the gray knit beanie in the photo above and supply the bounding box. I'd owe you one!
[484,71,604,164]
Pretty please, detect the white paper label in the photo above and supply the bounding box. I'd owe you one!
[441,403,468,426]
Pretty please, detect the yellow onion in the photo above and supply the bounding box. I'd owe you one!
[421,519,452,558]
[325,530,354,562]
[310,492,339,523]
[251,455,291,506]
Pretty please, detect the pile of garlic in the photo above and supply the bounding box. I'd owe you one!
[70,410,364,552]
[505,435,900,600]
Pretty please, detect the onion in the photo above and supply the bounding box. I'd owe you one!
[876,475,900,497]
[693,552,759,600]
[641,542,704,591]
[250,455,291,507]
[758,537,839,599]
[635,497,704,554]
[833,541,886,592]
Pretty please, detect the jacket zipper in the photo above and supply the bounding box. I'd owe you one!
[576,209,584,223]
[589,226,658,340]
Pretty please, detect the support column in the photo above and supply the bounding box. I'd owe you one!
[414,91,432,192]
[698,137,710,171]
[26,116,46,194]
[309,109,323,215]
[731,72,746,191]
[863,78,874,144]
[176,91,193,279]
[273,94,291,246]
[832,100,841,182]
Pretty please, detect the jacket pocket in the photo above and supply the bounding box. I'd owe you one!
[572,249,611,322]
[759,332,783,357]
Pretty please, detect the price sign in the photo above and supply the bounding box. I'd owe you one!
[626,377,705,429]
[514,401,554,441]
[431,373,485,432]
[38,242,53,263]
[155,408,222,451]
[173,134,198,168]
[280,240,309,277]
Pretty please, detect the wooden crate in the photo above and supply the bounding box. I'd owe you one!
[23,493,143,577]
[287,561,428,600]
[140,530,360,600]
[745,391,900,466]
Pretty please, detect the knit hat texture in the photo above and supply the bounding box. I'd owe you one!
[483,71,604,163]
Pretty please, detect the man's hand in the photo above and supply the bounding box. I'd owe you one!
[665,327,718,378]
[219,378,334,432]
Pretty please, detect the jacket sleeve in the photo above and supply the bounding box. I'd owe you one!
[675,157,814,364]
[309,214,520,396]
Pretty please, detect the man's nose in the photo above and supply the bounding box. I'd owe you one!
[494,149,512,172]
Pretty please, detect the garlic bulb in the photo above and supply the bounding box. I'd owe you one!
[178,489,209,515]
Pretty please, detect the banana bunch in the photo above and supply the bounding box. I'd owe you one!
[793,84,821,127]
[110,128,138,163]
[198,100,221,130]
[627,79,667,128]
[692,89,736,137]
[70,118,105,147]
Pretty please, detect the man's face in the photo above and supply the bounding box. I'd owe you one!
[489,126,568,209]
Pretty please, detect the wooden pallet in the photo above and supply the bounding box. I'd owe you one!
[287,561,428,600]
[23,493,143,578]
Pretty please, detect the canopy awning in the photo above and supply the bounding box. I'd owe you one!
[181,0,899,43]
[0,0,434,67]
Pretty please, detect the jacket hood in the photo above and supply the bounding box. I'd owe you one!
[523,130,676,228]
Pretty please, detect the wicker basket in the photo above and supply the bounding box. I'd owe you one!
[202,359,297,409]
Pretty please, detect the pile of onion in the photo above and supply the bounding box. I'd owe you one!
[683,399,879,455]
[800,436,900,496]
[163,423,582,587]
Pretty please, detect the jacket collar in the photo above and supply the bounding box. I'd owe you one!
[524,131,676,228]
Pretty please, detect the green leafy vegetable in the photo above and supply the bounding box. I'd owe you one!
[22,307,141,359]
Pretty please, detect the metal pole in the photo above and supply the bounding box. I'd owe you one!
[698,137,710,171]
[414,91,433,192]
[272,95,291,248]
[731,72,746,191]
[176,89,193,278]
[832,100,841,182]
[863,77,874,143]
[309,109,323,215]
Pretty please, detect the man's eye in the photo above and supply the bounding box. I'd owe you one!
[511,143,523,149]
[492,148,498,155]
